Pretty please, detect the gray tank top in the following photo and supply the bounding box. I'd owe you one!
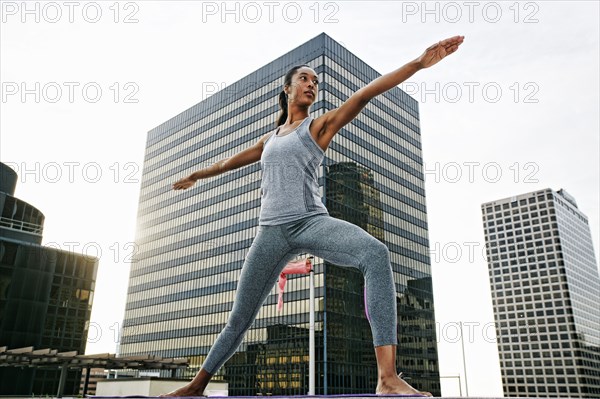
[259,116,330,225]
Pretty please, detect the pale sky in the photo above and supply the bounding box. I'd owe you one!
[1,1,598,397]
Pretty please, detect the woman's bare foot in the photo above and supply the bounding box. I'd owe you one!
[158,382,206,397]
[375,373,432,397]
[160,368,212,397]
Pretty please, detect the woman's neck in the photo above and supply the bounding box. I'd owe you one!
[284,107,310,125]
[284,115,309,126]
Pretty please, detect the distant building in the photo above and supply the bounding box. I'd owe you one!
[0,162,98,395]
[482,188,600,398]
[79,367,107,396]
[120,32,440,395]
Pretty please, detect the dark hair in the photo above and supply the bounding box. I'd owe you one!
[276,64,311,127]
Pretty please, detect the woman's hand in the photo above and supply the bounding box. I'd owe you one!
[173,175,197,190]
[416,35,465,69]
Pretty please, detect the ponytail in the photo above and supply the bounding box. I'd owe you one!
[276,91,288,127]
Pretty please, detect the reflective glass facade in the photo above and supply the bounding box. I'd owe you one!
[482,188,600,397]
[0,162,98,395]
[120,32,439,395]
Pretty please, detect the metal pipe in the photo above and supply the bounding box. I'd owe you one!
[459,321,469,396]
[57,364,68,398]
[309,268,315,395]
[83,366,91,395]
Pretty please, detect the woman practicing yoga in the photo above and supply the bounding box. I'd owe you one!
[165,35,464,397]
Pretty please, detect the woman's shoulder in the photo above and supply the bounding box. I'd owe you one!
[260,128,279,149]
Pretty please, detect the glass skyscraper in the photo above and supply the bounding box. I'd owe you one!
[482,188,600,397]
[120,32,439,395]
[0,162,98,395]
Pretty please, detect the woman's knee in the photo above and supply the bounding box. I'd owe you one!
[358,239,391,271]
[364,237,390,260]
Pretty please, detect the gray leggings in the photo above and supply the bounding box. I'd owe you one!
[202,213,398,374]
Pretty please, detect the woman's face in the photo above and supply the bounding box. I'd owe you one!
[286,67,319,106]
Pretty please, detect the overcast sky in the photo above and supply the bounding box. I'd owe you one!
[1,1,598,396]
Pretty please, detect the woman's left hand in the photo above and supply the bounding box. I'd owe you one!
[416,35,465,69]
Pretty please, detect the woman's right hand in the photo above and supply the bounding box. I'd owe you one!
[173,175,198,190]
[415,35,464,69]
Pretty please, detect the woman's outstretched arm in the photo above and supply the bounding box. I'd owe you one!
[172,132,273,190]
[317,35,464,139]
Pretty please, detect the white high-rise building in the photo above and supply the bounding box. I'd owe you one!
[482,188,600,398]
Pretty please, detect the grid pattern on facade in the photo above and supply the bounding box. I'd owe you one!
[482,188,600,398]
[0,162,99,396]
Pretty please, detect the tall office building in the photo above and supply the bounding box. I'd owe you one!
[482,188,600,398]
[120,32,439,395]
[0,162,98,395]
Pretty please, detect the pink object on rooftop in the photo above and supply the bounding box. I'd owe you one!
[277,258,313,312]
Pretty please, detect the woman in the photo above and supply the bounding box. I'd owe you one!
[165,35,464,397]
